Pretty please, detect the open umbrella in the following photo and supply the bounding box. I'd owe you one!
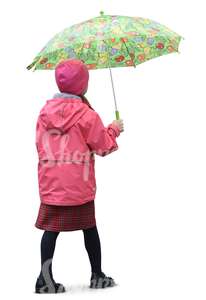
[27,11,183,119]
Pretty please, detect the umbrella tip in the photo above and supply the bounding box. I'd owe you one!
[100,10,104,16]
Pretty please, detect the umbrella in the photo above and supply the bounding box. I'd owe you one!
[27,11,183,120]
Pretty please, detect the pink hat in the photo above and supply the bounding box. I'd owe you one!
[55,59,89,95]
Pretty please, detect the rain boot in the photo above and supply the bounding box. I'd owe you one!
[90,271,116,289]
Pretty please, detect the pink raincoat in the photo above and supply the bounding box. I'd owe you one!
[36,59,121,206]
[36,93,120,206]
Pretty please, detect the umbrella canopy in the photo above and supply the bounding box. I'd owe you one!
[27,12,183,71]
[27,12,183,119]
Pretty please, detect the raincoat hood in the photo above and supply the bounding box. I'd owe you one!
[55,59,89,95]
[39,93,89,134]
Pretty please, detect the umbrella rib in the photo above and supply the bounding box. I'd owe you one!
[122,40,136,68]
[76,42,85,61]
[102,40,112,67]
[116,20,136,68]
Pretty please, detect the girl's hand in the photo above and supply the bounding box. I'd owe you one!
[112,119,124,133]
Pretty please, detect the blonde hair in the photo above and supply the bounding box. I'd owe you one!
[80,95,94,110]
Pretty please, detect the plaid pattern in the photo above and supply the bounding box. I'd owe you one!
[35,200,96,232]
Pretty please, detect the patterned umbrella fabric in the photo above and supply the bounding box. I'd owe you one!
[27,12,183,71]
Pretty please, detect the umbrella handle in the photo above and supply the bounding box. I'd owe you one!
[115,110,120,120]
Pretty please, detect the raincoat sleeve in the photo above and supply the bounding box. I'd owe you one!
[83,110,120,157]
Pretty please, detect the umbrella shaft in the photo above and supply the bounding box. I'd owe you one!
[109,67,118,111]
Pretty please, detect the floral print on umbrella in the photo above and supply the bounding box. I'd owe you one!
[27,14,183,71]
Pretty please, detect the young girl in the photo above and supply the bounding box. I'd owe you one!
[34,59,124,293]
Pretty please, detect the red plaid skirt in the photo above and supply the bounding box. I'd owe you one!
[35,200,96,232]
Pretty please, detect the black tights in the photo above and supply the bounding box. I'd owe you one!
[39,226,102,280]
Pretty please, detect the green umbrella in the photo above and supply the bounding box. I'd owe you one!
[27,11,183,119]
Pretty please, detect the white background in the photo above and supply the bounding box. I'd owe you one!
[0,0,205,299]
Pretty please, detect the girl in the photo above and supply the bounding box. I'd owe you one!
[34,59,124,293]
